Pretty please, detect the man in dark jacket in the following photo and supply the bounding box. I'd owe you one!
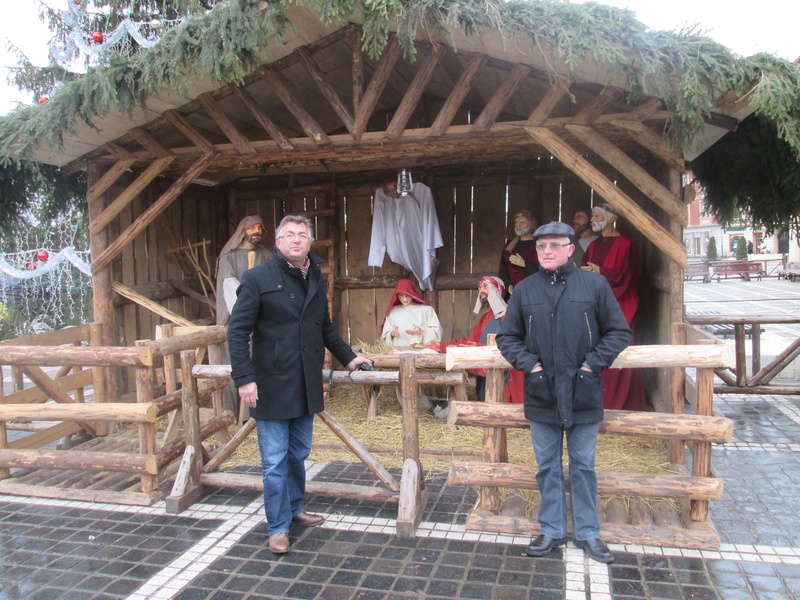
[228,215,371,555]
[497,221,631,564]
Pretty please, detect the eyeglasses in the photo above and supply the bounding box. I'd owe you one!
[535,241,572,251]
[278,232,310,241]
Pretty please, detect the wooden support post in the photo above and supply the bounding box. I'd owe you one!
[203,418,256,473]
[180,350,203,481]
[479,357,506,512]
[734,324,746,387]
[206,343,230,445]
[170,445,196,498]
[0,414,8,480]
[690,367,714,522]
[396,458,427,538]
[136,340,158,493]
[86,162,118,405]
[399,355,421,474]
[751,323,761,377]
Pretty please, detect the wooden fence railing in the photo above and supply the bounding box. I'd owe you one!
[0,326,230,505]
[444,343,735,549]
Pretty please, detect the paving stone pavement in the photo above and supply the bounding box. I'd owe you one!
[2,279,800,599]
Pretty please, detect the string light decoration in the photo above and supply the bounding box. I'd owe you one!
[0,216,91,337]
[48,0,182,67]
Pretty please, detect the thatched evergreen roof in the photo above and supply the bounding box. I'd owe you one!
[1,0,799,230]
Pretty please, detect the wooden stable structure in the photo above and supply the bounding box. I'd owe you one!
[0,3,760,544]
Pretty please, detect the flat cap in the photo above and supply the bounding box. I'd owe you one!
[532,221,574,239]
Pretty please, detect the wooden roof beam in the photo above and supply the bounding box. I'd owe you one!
[385,43,446,139]
[353,36,402,140]
[472,63,531,131]
[610,120,685,173]
[101,141,136,160]
[89,157,175,235]
[229,84,294,150]
[197,93,256,155]
[295,45,356,136]
[112,282,194,327]
[92,153,216,272]
[429,53,488,137]
[262,68,331,145]
[526,82,570,126]
[625,97,664,121]
[352,27,364,114]
[86,158,136,206]
[570,86,626,125]
[163,109,217,153]
[565,124,688,226]
[129,127,174,158]
[525,126,687,268]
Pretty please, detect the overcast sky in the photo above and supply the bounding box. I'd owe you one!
[1,1,798,116]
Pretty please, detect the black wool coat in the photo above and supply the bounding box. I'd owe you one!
[227,250,356,420]
[497,260,631,428]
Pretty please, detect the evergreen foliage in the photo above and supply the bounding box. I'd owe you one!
[1,0,800,231]
[706,236,718,261]
[735,236,749,260]
[690,114,800,236]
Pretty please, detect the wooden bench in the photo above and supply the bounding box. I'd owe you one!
[779,261,800,282]
[710,261,764,281]
[684,262,711,283]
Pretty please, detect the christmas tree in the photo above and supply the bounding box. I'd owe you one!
[706,236,718,261]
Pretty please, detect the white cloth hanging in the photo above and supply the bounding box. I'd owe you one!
[368,182,443,290]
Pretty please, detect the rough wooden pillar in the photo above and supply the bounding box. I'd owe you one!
[399,354,421,476]
[87,161,118,403]
[669,322,685,465]
[479,333,507,512]
[89,322,108,436]
[668,169,686,464]
[180,350,203,480]
[690,367,713,522]
[206,343,230,444]
[0,413,8,480]
[734,324,747,386]
[135,340,158,492]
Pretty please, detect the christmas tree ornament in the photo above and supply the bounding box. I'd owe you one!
[38,97,48,104]
[36,250,50,262]
[91,31,104,43]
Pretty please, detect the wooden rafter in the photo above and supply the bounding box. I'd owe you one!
[565,124,688,225]
[524,126,687,268]
[229,84,294,150]
[353,36,402,140]
[472,64,531,131]
[610,119,686,173]
[429,53,488,137]
[296,45,355,135]
[385,43,446,139]
[625,97,664,121]
[129,127,174,158]
[112,282,194,327]
[570,86,626,125]
[197,93,256,155]
[92,153,216,272]
[86,158,136,206]
[352,27,364,114]
[262,68,331,144]
[101,141,135,160]
[163,109,217,153]
[526,83,570,126]
[89,157,175,235]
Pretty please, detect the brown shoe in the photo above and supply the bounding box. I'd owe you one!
[268,531,290,554]
[292,511,325,527]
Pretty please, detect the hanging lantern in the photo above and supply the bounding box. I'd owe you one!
[36,249,50,262]
[38,97,48,104]
[92,31,104,43]
[397,169,413,197]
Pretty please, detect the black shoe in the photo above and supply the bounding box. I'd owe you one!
[525,534,567,557]
[574,538,614,563]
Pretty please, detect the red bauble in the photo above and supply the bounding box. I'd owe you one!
[26,263,37,270]
[38,97,48,104]
[36,249,49,262]
[92,31,104,43]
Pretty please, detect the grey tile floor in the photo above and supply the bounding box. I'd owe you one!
[2,279,800,599]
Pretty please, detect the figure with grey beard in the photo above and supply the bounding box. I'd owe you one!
[498,209,538,296]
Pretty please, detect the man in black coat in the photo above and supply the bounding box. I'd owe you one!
[228,215,371,554]
[497,221,631,564]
